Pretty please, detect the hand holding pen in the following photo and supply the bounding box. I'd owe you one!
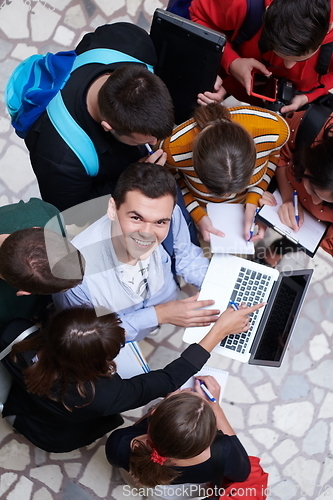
[247,207,260,241]
[194,376,220,404]
[143,143,167,166]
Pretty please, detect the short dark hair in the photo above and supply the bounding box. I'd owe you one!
[98,64,174,139]
[129,392,216,487]
[259,0,330,56]
[0,228,85,294]
[113,162,177,209]
[193,104,256,196]
[12,307,125,408]
[293,122,333,200]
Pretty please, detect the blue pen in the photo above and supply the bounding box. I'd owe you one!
[229,300,239,311]
[145,143,154,155]
[248,207,260,241]
[199,381,217,402]
[293,190,299,226]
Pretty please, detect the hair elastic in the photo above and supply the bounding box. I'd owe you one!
[150,448,167,465]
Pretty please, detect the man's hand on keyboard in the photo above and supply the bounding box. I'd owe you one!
[155,293,220,328]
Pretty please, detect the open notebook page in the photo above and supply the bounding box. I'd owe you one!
[207,203,255,254]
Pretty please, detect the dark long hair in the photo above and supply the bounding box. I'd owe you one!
[293,122,333,201]
[193,104,256,196]
[129,392,217,487]
[12,307,125,409]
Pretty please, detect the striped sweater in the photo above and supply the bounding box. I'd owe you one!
[160,106,289,224]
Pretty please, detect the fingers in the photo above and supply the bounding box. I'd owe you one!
[278,202,299,231]
[146,149,167,165]
[242,302,266,314]
[210,227,225,238]
[259,192,277,207]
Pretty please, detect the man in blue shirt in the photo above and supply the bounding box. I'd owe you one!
[53,163,219,341]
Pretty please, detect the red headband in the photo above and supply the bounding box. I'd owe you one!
[150,448,167,465]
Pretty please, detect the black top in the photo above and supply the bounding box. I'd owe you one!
[0,319,209,453]
[105,417,250,484]
[25,23,157,215]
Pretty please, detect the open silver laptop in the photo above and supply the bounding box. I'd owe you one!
[183,254,313,366]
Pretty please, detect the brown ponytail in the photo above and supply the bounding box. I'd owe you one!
[193,103,256,197]
[129,392,216,487]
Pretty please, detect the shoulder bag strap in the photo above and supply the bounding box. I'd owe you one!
[0,324,39,361]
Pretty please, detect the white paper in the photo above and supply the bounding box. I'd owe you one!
[181,366,229,403]
[115,341,149,378]
[207,203,255,254]
[258,190,327,255]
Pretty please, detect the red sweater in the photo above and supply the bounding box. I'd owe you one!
[278,110,333,256]
[190,0,333,102]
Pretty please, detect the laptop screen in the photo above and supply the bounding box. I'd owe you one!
[249,270,313,367]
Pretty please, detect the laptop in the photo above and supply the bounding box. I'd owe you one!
[150,9,226,124]
[183,254,313,366]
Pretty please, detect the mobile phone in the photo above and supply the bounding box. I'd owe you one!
[250,72,278,102]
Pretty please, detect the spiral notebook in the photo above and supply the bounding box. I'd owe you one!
[115,341,150,378]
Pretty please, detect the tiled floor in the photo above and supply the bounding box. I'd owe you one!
[0,1,333,499]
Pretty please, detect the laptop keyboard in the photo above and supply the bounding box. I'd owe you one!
[220,267,272,354]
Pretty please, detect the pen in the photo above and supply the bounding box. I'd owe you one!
[199,381,217,402]
[229,300,239,311]
[145,143,154,155]
[293,190,299,226]
[248,207,260,241]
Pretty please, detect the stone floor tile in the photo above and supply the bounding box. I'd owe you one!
[223,375,256,403]
[7,476,33,500]
[34,447,47,466]
[313,387,325,404]
[280,375,310,400]
[290,316,315,350]
[79,445,112,498]
[30,465,63,493]
[64,5,87,29]
[270,479,297,500]
[112,483,143,500]
[64,462,82,479]
[302,420,328,455]
[50,450,82,460]
[254,382,277,402]
[307,359,333,390]
[94,0,126,17]
[240,363,264,384]
[283,457,321,497]
[271,439,299,465]
[320,457,333,490]
[0,472,18,497]
[249,428,279,449]
[11,43,38,60]
[236,432,259,456]
[63,481,97,500]
[0,145,36,192]
[0,1,29,38]
[321,318,333,336]
[273,401,314,437]
[248,404,268,426]
[0,439,31,470]
[318,392,333,418]
[33,487,54,500]
[30,3,61,42]
[309,333,331,361]
[291,352,312,372]
[53,25,76,46]
[221,401,244,429]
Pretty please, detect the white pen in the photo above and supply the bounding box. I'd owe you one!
[199,381,217,402]
[145,143,154,155]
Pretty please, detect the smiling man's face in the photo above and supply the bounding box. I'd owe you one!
[107,190,174,264]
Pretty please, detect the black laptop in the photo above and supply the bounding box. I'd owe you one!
[150,9,226,124]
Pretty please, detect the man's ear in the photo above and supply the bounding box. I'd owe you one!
[16,290,32,296]
[101,120,112,132]
[107,198,117,221]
